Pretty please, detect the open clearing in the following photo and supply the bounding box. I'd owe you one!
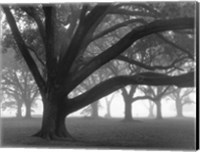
[0,117,196,150]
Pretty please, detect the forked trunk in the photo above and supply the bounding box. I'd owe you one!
[122,92,133,121]
[33,94,72,140]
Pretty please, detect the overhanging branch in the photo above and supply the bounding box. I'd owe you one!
[117,55,188,71]
[67,71,194,113]
[67,17,194,93]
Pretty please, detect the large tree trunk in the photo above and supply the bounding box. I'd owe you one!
[33,94,72,140]
[156,100,162,119]
[176,98,183,117]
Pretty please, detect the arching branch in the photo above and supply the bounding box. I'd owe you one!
[89,18,145,43]
[117,55,188,71]
[67,17,194,93]
[67,71,194,113]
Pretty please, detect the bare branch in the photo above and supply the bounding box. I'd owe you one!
[117,55,188,71]
[156,33,194,59]
[27,46,45,67]
[132,95,154,103]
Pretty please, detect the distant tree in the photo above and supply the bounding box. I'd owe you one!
[2,3,195,140]
[169,87,194,117]
[1,50,39,118]
[140,86,174,119]
[143,100,155,118]
[104,92,116,118]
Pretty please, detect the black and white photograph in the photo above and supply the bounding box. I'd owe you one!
[0,1,198,151]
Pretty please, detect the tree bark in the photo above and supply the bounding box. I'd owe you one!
[33,94,72,140]
[156,100,162,119]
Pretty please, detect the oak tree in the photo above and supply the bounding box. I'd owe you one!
[2,3,195,140]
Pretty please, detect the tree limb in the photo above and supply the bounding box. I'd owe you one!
[117,55,188,71]
[89,18,145,43]
[108,9,156,17]
[156,33,194,59]
[2,6,46,93]
[27,46,45,67]
[20,6,46,43]
[67,71,194,113]
[67,17,194,93]
[132,95,154,103]
[58,4,111,78]
[43,6,58,80]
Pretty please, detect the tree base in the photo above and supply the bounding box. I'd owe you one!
[33,130,75,141]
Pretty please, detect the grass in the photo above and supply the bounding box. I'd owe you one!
[0,117,196,150]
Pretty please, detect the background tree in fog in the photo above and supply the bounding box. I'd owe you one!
[1,49,39,118]
[169,87,195,117]
[2,3,195,140]
[140,86,173,119]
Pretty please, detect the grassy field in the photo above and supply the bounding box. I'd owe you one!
[0,117,196,150]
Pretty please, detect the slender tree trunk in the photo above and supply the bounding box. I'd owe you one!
[156,100,162,119]
[25,102,31,118]
[16,101,23,118]
[33,93,71,140]
[176,98,183,117]
[91,101,98,118]
[124,101,132,121]
[105,101,111,118]
[148,101,155,118]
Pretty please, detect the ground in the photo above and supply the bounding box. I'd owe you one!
[0,117,196,150]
